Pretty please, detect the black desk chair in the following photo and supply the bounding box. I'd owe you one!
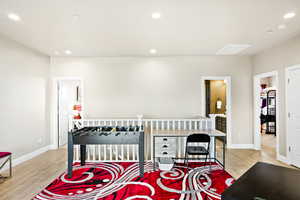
[184,133,211,169]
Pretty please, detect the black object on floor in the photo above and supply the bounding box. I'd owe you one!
[222,162,300,200]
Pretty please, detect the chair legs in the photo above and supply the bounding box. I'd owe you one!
[207,153,212,173]
[204,154,208,167]
[9,155,12,177]
[184,151,211,174]
[185,153,213,172]
[184,151,188,172]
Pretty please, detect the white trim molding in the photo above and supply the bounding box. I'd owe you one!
[200,76,232,148]
[253,71,280,154]
[0,145,51,172]
[48,144,57,150]
[277,155,291,165]
[228,144,255,149]
[50,77,84,149]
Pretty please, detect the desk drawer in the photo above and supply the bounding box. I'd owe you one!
[156,150,176,157]
[155,137,176,144]
[154,137,177,157]
[155,144,176,153]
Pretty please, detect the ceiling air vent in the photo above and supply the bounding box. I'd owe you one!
[216,44,252,55]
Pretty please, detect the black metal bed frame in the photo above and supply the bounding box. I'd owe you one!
[260,90,276,135]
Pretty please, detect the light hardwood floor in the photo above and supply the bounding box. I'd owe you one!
[0,145,295,200]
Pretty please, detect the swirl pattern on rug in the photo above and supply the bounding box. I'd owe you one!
[33,162,234,200]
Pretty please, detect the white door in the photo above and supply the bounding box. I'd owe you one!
[58,80,81,147]
[287,67,300,168]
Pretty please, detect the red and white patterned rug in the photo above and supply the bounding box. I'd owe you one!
[33,162,234,200]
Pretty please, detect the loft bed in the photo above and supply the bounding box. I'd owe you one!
[260,89,276,135]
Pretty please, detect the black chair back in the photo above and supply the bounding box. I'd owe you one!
[186,133,210,143]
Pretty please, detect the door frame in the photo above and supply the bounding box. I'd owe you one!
[286,64,300,165]
[200,76,232,148]
[50,77,84,149]
[253,71,279,157]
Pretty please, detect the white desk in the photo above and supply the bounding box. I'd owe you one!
[152,129,226,170]
[152,129,226,137]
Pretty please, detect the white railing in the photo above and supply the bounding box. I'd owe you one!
[69,117,215,162]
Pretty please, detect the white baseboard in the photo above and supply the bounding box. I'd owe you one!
[277,154,291,165]
[0,145,51,172]
[49,144,58,150]
[228,144,254,149]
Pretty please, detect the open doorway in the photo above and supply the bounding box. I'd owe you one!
[201,76,232,147]
[57,79,83,147]
[254,71,279,160]
[205,80,227,115]
[205,80,227,133]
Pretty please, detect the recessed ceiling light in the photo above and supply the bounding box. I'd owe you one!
[216,44,252,55]
[64,50,72,55]
[278,24,287,30]
[284,12,296,19]
[7,13,21,21]
[149,49,157,54]
[151,12,161,19]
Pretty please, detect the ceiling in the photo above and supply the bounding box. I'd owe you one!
[0,0,300,56]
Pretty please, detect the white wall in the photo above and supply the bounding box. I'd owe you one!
[0,34,50,159]
[0,28,298,160]
[253,35,300,157]
[51,56,253,145]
